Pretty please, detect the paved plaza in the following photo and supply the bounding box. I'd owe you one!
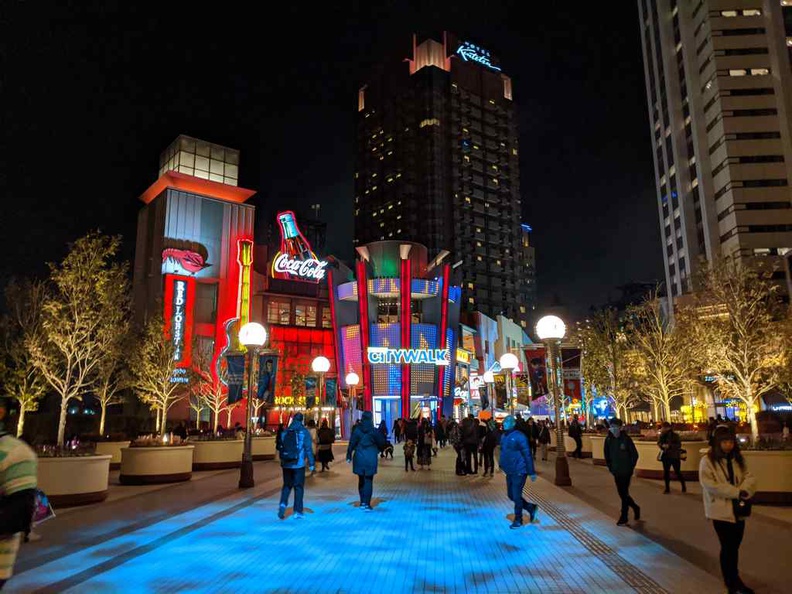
[14,446,790,593]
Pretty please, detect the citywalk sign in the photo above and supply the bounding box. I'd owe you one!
[367,347,450,366]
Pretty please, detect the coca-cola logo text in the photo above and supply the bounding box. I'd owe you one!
[273,253,328,281]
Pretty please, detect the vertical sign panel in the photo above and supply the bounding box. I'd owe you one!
[163,274,196,368]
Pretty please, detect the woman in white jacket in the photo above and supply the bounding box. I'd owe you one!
[699,425,757,594]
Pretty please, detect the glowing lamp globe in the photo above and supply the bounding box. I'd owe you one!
[482,371,495,384]
[345,372,360,387]
[312,356,331,374]
[536,315,566,341]
[499,352,519,371]
[239,322,267,347]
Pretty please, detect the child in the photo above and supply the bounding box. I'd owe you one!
[382,440,394,459]
[403,439,416,471]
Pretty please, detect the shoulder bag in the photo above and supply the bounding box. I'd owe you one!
[726,459,752,519]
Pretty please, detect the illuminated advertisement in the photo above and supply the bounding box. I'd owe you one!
[163,274,195,368]
[271,211,328,282]
[456,41,501,71]
[257,354,278,405]
[367,347,450,366]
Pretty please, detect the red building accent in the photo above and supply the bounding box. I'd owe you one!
[399,258,412,419]
[327,269,345,432]
[436,263,451,414]
[162,274,196,368]
[356,260,372,411]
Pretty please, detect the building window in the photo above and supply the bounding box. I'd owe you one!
[194,282,218,325]
[268,300,291,325]
[321,307,332,329]
[377,300,398,323]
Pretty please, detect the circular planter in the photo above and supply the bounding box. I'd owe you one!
[740,450,792,505]
[93,441,130,470]
[634,440,708,481]
[590,435,607,466]
[191,439,243,470]
[119,445,194,485]
[37,455,111,507]
[252,436,276,460]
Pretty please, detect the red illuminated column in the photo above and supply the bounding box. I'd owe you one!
[356,260,372,411]
[327,270,344,433]
[436,263,451,420]
[399,258,412,419]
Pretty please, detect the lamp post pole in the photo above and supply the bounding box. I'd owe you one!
[548,338,571,486]
[238,322,267,490]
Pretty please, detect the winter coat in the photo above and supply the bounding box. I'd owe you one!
[447,422,462,447]
[404,420,419,441]
[403,440,416,458]
[604,432,639,476]
[482,427,501,452]
[461,418,479,446]
[347,415,387,476]
[657,430,682,460]
[699,452,757,523]
[277,419,315,470]
[498,428,535,476]
[568,422,582,439]
[538,426,551,445]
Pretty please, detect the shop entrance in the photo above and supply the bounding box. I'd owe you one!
[374,397,401,437]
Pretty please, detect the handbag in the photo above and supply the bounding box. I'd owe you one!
[733,497,752,518]
[679,448,687,461]
[32,489,56,526]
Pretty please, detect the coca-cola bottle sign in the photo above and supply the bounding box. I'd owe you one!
[270,210,328,283]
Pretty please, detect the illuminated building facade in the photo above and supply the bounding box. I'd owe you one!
[133,136,256,421]
[355,32,531,329]
[329,241,462,430]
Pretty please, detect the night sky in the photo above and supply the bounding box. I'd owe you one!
[0,1,663,319]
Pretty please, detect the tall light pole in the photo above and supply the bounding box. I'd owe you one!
[537,315,571,486]
[482,370,495,419]
[345,371,359,437]
[312,356,331,425]
[238,322,267,489]
[499,353,519,416]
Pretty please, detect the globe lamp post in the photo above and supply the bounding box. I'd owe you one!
[536,315,571,486]
[499,352,519,416]
[482,370,495,418]
[312,355,331,425]
[238,322,267,489]
[345,371,360,435]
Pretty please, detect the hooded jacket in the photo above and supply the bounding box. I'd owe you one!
[277,417,315,470]
[498,428,535,476]
[347,411,387,476]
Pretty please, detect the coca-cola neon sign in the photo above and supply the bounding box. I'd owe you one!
[270,210,328,283]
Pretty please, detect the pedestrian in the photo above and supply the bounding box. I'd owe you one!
[306,418,318,459]
[700,425,757,594]
[538,420,551,461]
[378,419,389,441]
[434,418,446,449]
[392,418,402,444]
[476,418,486,466]
[657,422,686,493]
[604,417,640,526]
[0,398,38,589]
[404,418,419,443]
[481,419,500,477]
[527,417,539,460]
[499,415,538,529]
[275,422,285,450]
[447,418,465,475]
[569,415,583,459]
[417,418,433,469]
[461,414,479,474]
[346,410,387,510]
[403,439,416,471]
[706,417,717,446]
[276,412,315,520]
[316,419,335,472]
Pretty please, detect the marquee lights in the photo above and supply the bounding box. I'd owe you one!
[456,41,501,71]
[367,347,450,366]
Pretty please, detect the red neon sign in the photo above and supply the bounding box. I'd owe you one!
[163,274,196,368]
[270,211,327,282]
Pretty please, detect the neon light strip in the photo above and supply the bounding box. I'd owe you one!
[400,257,411,419]
[437,263,451,417]
[368,347,449,366]
[356,260,372,411]
[327,269,344,434]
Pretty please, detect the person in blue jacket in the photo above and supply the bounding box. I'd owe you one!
[346,410,387,511]
[499,415,538,528]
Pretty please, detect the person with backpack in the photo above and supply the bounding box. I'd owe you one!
[346,411,387,510]
[276,413,315,520]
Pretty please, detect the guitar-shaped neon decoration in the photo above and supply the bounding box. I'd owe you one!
[217,239,254,385]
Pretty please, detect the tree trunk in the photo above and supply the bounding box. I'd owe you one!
[155,408,161,433]
[16,405,26,438]
[99,403,107,435]
[57,398,68,446]
[747,401,759,440]
[195,410,201,429]
[160,407,168,437]
[663,400,672,422]
[214,410,220,431]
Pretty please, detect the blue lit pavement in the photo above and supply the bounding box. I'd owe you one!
[15,448,725,594]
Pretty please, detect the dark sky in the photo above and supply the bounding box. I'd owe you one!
[0,1,663,319]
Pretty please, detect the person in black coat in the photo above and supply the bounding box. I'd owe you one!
[657,422,686,493]
[604,417,640,526]
[316,419,335,471]
[346,411,387,511]
[481,419,501,477]
[461,414,480,474]
[569,415,583,459]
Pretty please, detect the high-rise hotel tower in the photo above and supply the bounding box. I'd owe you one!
[354,32,533,329]
[638,1,792,300]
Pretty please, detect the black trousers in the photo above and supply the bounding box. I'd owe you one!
[614,473,637,518]
[464,444,479,473]
[529,441,537,460]
[482,448,495,474]
[662,457,685,489]
[279,467,306,513]
[506,473,536,522]
[713,519,746,590]
[357,474,374,506]
[405,456,415,471]
[573,437,583,458]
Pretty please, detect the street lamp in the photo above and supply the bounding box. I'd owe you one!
[345,371,360,435]
[482,370,495,418]
[312,356,331,424]
[499,352,519,416]
[238,322,267,489]
[536,315,571,486]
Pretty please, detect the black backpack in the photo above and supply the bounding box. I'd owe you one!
[280,429,300,465]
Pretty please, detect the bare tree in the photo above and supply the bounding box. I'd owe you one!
[27,232,128,445]
[683,258,787,439]
[131,316,185,436]
[0,280,48,437]
[187,389,207,430]
[189,344,226,431]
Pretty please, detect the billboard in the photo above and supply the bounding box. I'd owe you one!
[523,346,548,398]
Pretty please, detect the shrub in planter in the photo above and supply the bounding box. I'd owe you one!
[36,445,111,506]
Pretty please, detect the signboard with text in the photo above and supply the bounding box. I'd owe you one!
[163,274,196,368]
[270,211,328,282]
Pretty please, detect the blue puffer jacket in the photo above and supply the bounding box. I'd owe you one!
[277,418,315,470]
[347,413,387,476]
[499,428,535,476]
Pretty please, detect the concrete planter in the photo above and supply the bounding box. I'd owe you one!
[563,434,594,458]
[739,450,792,505]
[634,440,708,481]
[119,445,194,485]
[93,441,130,470]
[37,455,111,507]
[252,436,276,460]
[590,436,607,466]
[191,439,243,470]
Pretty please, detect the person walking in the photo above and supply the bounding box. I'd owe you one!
[434,418,446,450]
[537,420,551,461]
[276,412,315,520]
[569,415,583,459]
[461,414,479,474]
[403,439,416,471]
[447,418,465,475]
[604,417,641,526]
[316,419,335,472]
[306,418,318,460]
[700,425,757,594]
[499,415,538,528]
[346,411,387,510]
[417,418,433,469]
[392,418,402,444]
[481,419,500,477]
[378,420,389,458]
[658,422,686,493]
[526,417,539,460]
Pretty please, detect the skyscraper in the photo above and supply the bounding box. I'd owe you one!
[638,1,792,301]
[354,32,532,329]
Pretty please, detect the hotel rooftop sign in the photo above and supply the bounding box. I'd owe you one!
[456,41,501,72]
